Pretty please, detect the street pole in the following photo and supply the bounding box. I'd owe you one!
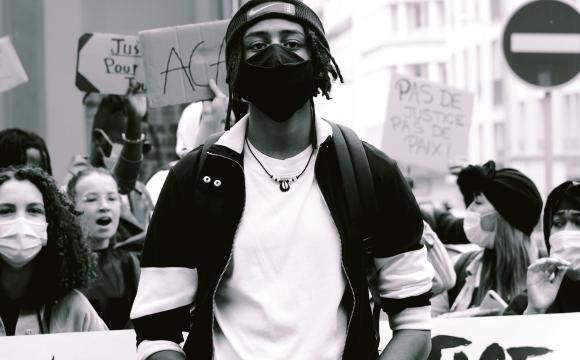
[543,90,553,195]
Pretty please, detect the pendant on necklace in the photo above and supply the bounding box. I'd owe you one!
[279,180,291,192]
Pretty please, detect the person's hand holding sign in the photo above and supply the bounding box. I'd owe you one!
[525,257,570,314]
[194,79,232,145]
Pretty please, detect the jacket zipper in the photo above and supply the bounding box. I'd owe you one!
[206,151,244,360]
[341,260,356,357]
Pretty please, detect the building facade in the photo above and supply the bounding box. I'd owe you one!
[306,0,580,204]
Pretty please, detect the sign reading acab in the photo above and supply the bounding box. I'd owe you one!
[139,20,228,108]
[76,33,146,95]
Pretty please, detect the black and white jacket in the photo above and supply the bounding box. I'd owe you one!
[130,116,434,360]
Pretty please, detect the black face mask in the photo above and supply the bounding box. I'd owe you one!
[236,44,314,122]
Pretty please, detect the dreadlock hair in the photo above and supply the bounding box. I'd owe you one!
[0,166,95,308]
[0,128,53,175]
[224,28,343,129]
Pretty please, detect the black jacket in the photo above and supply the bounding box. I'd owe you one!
[131,122,431,359]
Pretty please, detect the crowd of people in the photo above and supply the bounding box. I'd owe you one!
[0,1,579,359]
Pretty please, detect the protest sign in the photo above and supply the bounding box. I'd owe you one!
[139,20,228,108]
[0,330,136,360]
[76,33,145,94]
[382,74,474,173]
[0,36,28,93]
[380,312,580,359]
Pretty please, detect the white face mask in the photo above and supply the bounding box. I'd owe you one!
[463,210,497,249]
[0,217,48,269]
[550,230,580,281]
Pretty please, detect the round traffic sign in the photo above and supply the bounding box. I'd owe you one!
[503,0,580,87]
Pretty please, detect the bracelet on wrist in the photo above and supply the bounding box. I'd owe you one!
[122,133,145,144]
[119,154,144,164]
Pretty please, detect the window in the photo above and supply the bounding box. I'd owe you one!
[492,40,503,105]
[490,0,502,21]
[563,94,580,152]
[517,101,526,152]
[406,2,429,31]
[478,123,485,162]
[451,53,457,86]
[436,0,445,28]
[476,45,482,98]
[438,62,447,84]
[407,63,429,78]
[390,4,398,34]
[494,122,506,160]
[463,49,470,90]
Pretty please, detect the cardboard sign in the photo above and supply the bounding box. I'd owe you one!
[0,330,136,360]
[0,36,28,93]
[139,20,228,108]
[382,74,474,173]
[76,33,145,94]
[379,312,580,359]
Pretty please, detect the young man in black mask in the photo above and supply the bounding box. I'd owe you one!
[131,1,433,359]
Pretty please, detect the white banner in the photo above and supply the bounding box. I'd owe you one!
[0,330,136,360]
[380,312,580,359]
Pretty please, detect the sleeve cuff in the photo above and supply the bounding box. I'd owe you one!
[137,340,185,360]
[388,305,432,331]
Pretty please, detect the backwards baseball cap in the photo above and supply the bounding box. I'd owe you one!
[457,160,543,235]
[225,0,329,69]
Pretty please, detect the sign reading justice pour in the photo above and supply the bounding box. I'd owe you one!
[76,33,145,94]
[381,74,474,173]
[139,20,228,108]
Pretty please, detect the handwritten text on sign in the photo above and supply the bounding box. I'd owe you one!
[0,330,136,360]
[0,36,28,94]
[76,33,145,95]
[427,312,580,360]
[139,20,228,108]
[381,74,474,173]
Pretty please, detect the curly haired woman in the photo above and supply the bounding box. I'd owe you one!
[0,166,106,336]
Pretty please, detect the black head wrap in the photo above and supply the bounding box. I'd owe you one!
[457,160,543,235]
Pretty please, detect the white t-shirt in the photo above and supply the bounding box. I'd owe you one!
[213,140,347,360]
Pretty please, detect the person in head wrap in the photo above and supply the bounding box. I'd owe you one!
[130,1,434,359]
[505,179,580,315]
[439,160,543,316]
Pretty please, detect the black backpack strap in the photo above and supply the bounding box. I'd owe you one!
[328,122,378,241]
[337,124,378,240]
[328,121,381,343]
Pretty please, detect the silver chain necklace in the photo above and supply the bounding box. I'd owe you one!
[245,138,315,192]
